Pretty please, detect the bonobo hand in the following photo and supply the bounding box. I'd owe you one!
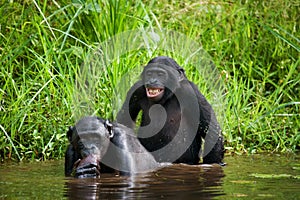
[74,155,100,178]
[75,165,100,178]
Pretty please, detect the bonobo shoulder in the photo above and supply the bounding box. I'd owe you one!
[111,122,136,136]
[126,81,147,100]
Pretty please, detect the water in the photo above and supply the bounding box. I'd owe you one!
[0,154,299,199]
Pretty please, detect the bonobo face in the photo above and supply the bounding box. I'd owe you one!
[142,64,182,102]
[143,66,168,102]
[67,117,114,178]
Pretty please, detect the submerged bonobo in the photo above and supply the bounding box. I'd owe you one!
[65,116,159,178]
[117,56,225,165]
[65,117,111,178]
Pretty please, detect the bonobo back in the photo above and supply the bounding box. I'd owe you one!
[102,122,160,174]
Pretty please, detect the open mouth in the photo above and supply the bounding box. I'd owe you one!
[146,88,164,98]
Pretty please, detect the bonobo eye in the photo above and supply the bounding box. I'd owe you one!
[157,71,165,76]
[146,71,152,76]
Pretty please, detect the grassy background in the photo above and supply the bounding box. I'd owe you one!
[0,0,299,161]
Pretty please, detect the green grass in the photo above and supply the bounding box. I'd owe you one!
[0,0,299,161]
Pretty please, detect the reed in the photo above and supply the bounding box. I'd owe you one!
[0,0,298,160]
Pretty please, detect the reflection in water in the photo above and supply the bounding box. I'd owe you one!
[64,164,225,200]
[1,154,299,199]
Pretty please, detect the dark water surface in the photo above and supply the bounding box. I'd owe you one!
[0,154,299,199]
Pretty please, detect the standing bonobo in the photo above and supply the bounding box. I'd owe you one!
[117,56,224,165]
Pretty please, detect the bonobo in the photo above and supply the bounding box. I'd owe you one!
[65,116,160,178]
[117,56,225,165]
[65,116,111,178]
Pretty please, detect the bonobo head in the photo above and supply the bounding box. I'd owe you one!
[67,116,114,178]
[142,56,186,102]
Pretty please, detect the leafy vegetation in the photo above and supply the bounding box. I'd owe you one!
[0,0,299,161]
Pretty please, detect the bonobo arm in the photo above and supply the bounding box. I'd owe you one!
[65,144,79,176]
[189,82,224,164]
[116,81,144,129]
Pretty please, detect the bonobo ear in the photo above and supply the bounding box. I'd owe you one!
[177,68,186,82]
[67,126,73,142]
[104,120,114,138]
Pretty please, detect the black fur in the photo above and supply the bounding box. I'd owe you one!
[65,116,159,178]
[117,56,224,164]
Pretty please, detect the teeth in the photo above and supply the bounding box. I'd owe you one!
[147,88,162,95]
[150,89,159,93]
